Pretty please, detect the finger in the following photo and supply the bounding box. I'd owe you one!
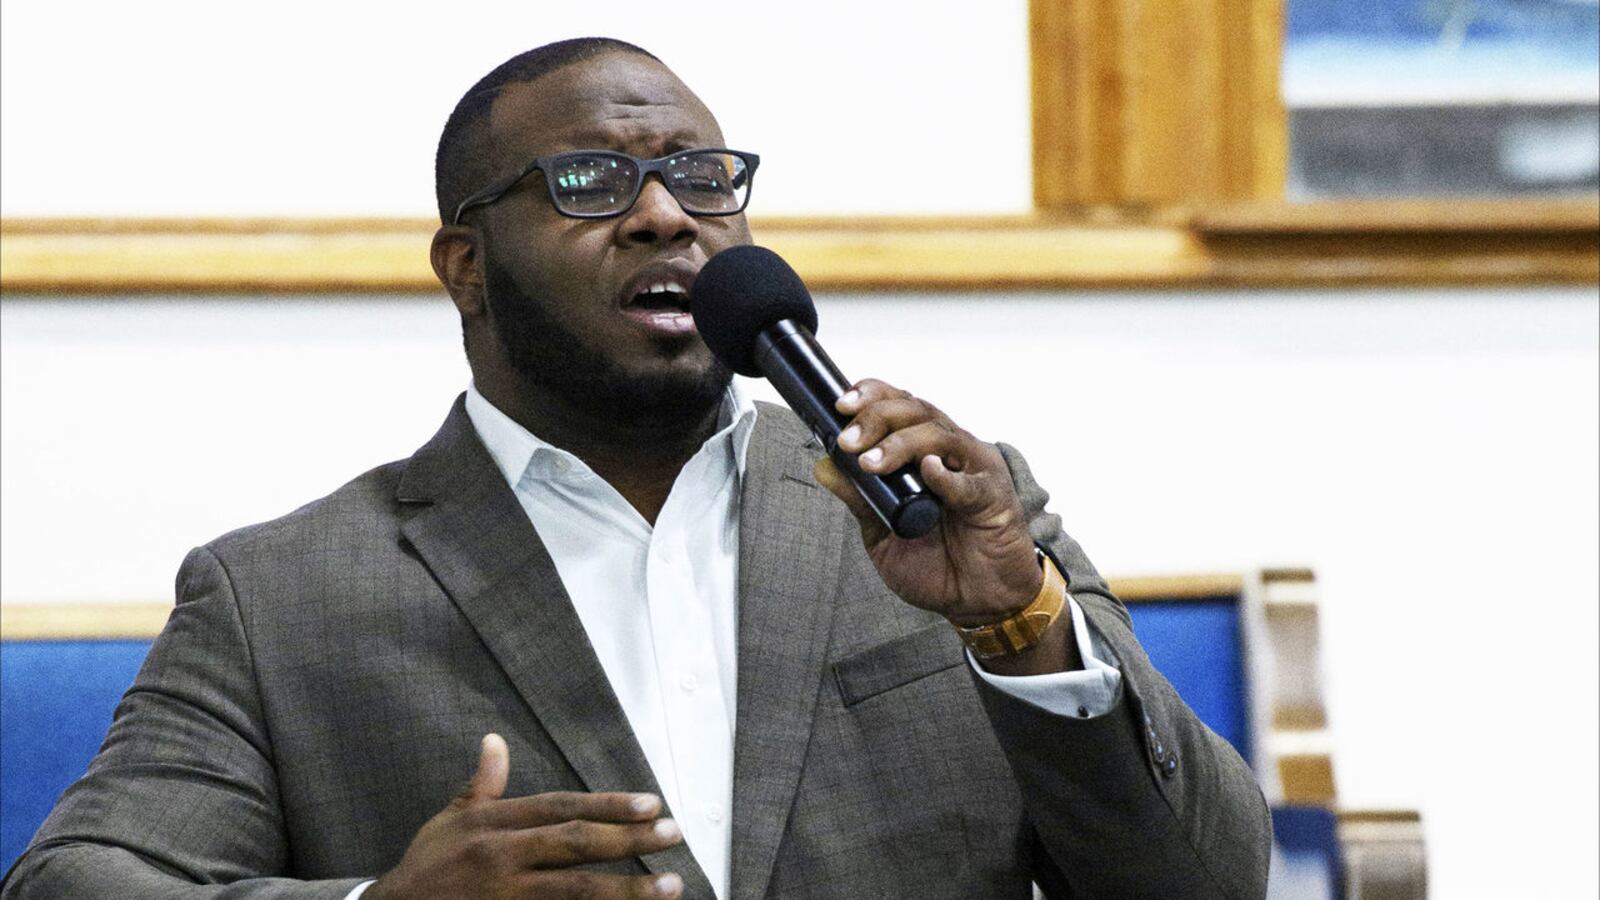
[814,457,891,547]
[521,870,684,899]
[920,452,1031,535]
[460,733,509,806]
[856,420,967,478]
[477,790,663,829]
[919,453,994,513]
[836,397,944,455]
[514,817,683,868]
[835,378,910,415]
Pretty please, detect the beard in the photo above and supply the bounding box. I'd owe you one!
[482,255,733,430]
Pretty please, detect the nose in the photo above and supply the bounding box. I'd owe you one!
[618,176,699,247]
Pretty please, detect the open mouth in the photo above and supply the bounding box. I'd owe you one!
[622,277,697,336]
[629,280,691,313]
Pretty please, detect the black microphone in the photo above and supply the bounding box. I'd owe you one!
[691,245,940,539]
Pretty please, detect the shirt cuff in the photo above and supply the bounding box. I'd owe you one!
[344,881,376,900]
[967,595,1123,718]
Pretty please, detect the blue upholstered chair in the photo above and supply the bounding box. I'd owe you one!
[0,570,1424,897]
[1113,569,1426,900]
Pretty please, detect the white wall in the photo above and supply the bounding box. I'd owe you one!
[3,288,1596,898]
[0,0,1031,217]
[4,2,1598,896]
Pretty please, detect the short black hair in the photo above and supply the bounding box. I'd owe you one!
[434,38,660,224]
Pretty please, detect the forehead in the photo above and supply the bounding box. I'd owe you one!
[487,53,727,163]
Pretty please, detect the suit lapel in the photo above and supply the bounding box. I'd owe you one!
[395,397,712,895]
[729,406,844,900]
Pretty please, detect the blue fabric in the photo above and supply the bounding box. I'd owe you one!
[1,602,1248,875]
[1270,805,1344,896]
[0,640,152,873]
[1127,600,1250,765]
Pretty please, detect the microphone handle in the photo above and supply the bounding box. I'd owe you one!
[753,320,940,539]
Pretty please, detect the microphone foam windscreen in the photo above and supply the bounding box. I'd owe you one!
[691,245,819,377]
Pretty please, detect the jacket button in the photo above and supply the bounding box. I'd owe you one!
[1077,706,1089,719]
[1162,756,1178,778]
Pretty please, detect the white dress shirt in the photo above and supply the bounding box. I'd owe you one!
[346,384,1120,900]
[466,383,752,895]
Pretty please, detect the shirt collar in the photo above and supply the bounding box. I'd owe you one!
[464,382,759,491]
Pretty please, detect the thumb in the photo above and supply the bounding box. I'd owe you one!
[461,733,509,805]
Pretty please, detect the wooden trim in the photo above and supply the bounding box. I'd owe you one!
[1197,198,1600,234]
[1,574,1247,637]
[0,215,1210,293]
[1272,704,1329,730]
[1338,810,1429,899]
[1030,0,1286,207]
[1109,574,1245,603]
[1258,566,1316,583]
[1278,752,1338,806]
[1,602,172,640]
[1198,199,1600,285]
[1338,809,1422,825]
[1029,0,1075,210]
[0,218,433,235]
[2,204,1593,294]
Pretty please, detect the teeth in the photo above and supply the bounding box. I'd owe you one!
[646,281,685,295]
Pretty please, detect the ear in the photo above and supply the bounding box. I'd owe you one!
[431,225,486,318]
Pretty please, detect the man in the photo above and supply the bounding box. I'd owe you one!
[2,39,1270,899]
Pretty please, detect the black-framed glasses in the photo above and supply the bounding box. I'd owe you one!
[452,148,760,224]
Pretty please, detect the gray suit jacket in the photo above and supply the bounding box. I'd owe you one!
[3,399,1269,899]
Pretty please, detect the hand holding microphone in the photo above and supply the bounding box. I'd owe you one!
[690,246,1054,643]
[690,245,940,539]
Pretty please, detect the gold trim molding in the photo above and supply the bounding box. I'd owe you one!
[2,202,1594,295]
[1,602,173,640]
[1,573,1244,639]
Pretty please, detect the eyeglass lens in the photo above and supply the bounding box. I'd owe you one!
[549,151,750,216]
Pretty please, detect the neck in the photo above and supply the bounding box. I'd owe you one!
[477,373,724,525]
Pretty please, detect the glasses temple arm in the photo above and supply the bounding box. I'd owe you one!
[450,160,543,225]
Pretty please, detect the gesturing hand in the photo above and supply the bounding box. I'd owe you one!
[814,379,1080,675]
[367,734,685,900]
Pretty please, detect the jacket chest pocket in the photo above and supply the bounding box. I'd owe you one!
[829,621,1001,790]
[832,622,966,707]
[821,623,1027,894]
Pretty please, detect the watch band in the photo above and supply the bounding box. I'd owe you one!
[951,550,1068,659]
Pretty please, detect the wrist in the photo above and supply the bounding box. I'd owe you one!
[943,546,1046,628]
[976,610,1080,676]
[949,550,1066,659]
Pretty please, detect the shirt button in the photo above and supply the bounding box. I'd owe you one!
[679,674,698,692]
[552,457,571,474]
[705,806,724,824]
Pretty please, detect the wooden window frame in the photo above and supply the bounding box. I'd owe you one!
[0,1,1595,295]
[0,202,1593,294]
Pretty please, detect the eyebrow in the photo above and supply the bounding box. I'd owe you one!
[557,121,710,155]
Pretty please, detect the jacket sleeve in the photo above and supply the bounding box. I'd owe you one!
[976,443,1272,900]
[0,547,369,900]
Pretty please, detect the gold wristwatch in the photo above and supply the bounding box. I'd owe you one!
[951,550,1068,659]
